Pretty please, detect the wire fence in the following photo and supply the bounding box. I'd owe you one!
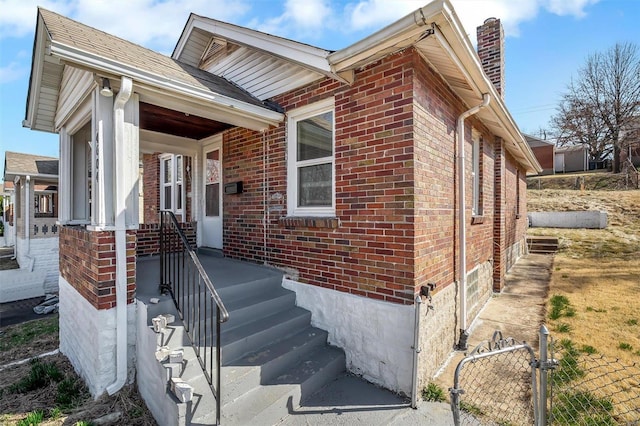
[450,331,537,425]
[450,327,640,425]
[549,338,640,425]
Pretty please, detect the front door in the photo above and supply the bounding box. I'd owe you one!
[202,143,223,248]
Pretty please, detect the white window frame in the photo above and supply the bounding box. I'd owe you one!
[472,131,482,216]
[160,154,185,216]
[286,98,335,217]
[34,191,56,216]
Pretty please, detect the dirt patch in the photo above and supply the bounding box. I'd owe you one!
[0,317,157,425]
[0,256,19,271]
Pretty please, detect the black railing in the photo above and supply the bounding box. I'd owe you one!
[160,211,229,424]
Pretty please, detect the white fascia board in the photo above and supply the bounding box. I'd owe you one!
[329,0,446,72]
[23,14,50,131]
[48,42,283,129]
[4,172,59,180]
[187,17,332,74]
[435,5,542,173]
[172,13,197,59]
[140,129,200,155]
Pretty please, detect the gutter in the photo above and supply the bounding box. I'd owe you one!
[106,76,133,396]
[456,93,490,351]
[411,294,423,408]
[328,0,443,71]
[47,42,283,129]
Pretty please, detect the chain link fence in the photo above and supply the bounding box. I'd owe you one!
[549,337,640,425]
[450,331,538,425]
[450,327,640,425]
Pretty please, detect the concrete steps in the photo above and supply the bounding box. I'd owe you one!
[145,255,346,425]
[526,236,559,254]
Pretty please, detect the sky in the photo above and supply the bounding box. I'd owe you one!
[0,0,638,178]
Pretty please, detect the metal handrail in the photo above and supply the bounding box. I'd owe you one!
[159,210,229,424]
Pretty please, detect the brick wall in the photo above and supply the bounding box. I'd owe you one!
[477,18,505,97]
[531,144,555,172]
[222,48,510,305]
[143,153,160,224]
[493,138,506,290]
[504,150,528,269]
[59,226,136,310]
[136,222,197,257]
[413,52,496,299]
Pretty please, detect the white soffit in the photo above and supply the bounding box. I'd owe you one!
[174,17,333,100]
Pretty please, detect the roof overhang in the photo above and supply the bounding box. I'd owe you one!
[24,11,284,135]
[329,0,542,174]
[172,15,339,100]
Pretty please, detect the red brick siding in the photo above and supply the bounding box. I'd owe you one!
[136,222,197,257]
[143,153,160,224]
[413,53,495,296]
[477,18,505,97]
[493,138,506,290]
[504,151,528,252]
[224,51,416,304]
[59,226,136,310]
[217,47,524,305]
[531,145,554,172]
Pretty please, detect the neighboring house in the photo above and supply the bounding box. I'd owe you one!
[23,0,541,418]
[1,152,60,302]
[555,144,589,173]
[620,118,640,168]
[525,134,555,175]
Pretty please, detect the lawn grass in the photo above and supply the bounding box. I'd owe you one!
[529,188,640,423]
[528,189,640,364]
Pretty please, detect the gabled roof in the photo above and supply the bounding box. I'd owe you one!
[556,144,588,153]
[4,151,59,182]
[173,14,335,100]
[525,134,555,148]
[328,0,541,174]
[24,8,284,134]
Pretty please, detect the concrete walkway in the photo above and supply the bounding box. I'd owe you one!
[279,253,553,426]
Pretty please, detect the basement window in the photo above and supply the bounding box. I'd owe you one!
[287,98,335,217]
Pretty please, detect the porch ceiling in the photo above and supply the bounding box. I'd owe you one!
[139,102,231,140]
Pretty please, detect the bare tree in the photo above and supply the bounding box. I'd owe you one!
[550,42,640,172]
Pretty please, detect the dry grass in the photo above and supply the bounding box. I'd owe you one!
[528,189,640,362]
[0,317,157,425]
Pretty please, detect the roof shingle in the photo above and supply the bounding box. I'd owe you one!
[39,8,268,109]
[4,151,59,177]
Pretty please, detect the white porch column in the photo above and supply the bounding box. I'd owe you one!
[58,128,71,223]
[94,89,115,227]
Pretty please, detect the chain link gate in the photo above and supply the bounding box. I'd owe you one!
[450,330,539,425]
[451,326,640,425]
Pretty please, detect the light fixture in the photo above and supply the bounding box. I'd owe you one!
[100,78,113,97]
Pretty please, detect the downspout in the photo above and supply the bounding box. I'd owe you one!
[456,93,490,351]
[12,176,20,260]
[23,175,35,271]
[106,76,133,395]
[411,294,422,408]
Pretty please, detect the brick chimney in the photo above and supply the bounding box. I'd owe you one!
[477,17,505,98]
